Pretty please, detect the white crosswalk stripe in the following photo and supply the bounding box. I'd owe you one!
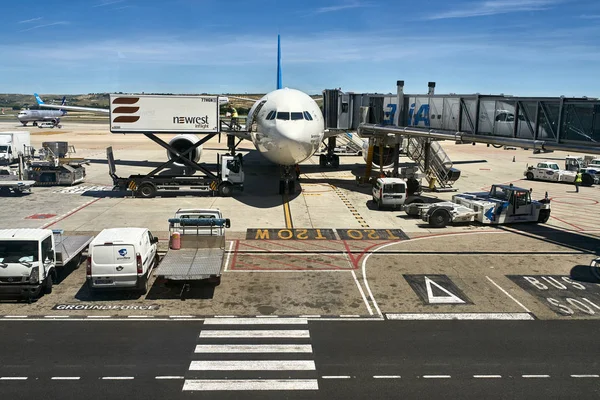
[183,318,318,392]
[53,185,113,194]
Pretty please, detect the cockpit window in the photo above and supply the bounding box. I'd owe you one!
[276,112,290,120]
[290,112,303,121]
[303,111,313,121]
[266,111,276,120]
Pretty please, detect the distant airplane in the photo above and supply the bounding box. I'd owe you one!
[17,96,67,126]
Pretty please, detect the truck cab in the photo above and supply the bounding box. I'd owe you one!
[372,177,423,210]
[0,229,57,299]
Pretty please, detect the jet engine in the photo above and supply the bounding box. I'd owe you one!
[362,140,396,168]
[167,134,203,167]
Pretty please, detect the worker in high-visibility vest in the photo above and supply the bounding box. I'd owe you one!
[575,171,582,193]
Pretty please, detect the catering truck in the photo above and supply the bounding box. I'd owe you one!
[0,131,31,164]
[0,229,93,300]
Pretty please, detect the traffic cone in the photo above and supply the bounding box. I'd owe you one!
[512,156,515,162]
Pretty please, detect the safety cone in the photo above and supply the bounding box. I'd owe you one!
[512,156,515,162]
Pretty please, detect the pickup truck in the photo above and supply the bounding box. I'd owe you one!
[156,209,230,298]
[0,229,93,300]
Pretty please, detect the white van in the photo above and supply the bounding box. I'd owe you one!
[86,228,159,294]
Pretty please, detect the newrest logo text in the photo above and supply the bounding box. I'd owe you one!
[173,116,210,128]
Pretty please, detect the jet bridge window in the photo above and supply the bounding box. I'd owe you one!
[303,111,313,121]
[291,112,304,121]
[277,112,290,120]
[266,111,276,120]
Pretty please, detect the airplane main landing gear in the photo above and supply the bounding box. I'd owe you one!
[319,136,340,168]
[279,165,297,195]
[319,153,339,168]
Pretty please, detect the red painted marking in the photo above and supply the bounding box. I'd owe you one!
[26,213,57,220]
[234,253,342,270]
[41,198,101,229]
[479,168,491,171]
[550,196,599,205]
[230,239,240,270]
[259,240,346,261]
[550,215,583,231]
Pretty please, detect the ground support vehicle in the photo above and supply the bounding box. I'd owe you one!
[404,184,551,228]
[565,156,600,186]
[0,132,31,164]
[372,176,424,210]
[0,229,93,300]
[86,228,159,294]
[156,209,230,298]
[0,167,35,195]
[24,142,88,186]
[525,161,598,186]
[107,145,244,198]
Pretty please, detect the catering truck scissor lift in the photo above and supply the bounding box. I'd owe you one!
[107,146,244,198]
[156,209,230,298]
[404,183,551,228]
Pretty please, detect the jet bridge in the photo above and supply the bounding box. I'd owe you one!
[324,82,600,189]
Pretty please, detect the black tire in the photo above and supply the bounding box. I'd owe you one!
[218,182,233,197]
[138,275,149,295]
[582,174,594,187]
[429,209,450,228]
[526,172,534,180]
[332,156,340,168]
[43,272,54,295]
[537,209,551,223]
[137,183,156,198]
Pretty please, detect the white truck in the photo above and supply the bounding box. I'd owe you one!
[0,132,31,164]
[0,229,93,300]
[372,177,424,210]
[404,184,551,228]
[523,161,592,185]
[0,167,35,195]
[156,209,230,298]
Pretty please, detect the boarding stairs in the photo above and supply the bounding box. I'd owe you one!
[405,137,459,190]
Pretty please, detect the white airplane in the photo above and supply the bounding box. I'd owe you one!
[16,96,67,126]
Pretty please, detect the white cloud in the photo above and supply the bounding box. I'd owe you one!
[93,0,125,7]
[314,1,371,14]
[18,21,69,33]
[426,0,563,20]
[579,14,600,19]
[18,17,42,24]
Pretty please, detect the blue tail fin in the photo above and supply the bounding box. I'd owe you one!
[61,96,66,106]
[276,35,282,90]
[34,93,44,105]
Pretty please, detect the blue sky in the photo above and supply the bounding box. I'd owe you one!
[0,0,599,96]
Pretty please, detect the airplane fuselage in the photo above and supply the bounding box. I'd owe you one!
[17,109,65,125]
[247,88,324,166]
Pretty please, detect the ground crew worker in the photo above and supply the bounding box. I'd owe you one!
[575,171,582,193]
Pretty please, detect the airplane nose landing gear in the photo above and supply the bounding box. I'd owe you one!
[279,165,297,195]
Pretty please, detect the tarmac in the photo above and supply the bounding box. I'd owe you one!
[0,121,599,320]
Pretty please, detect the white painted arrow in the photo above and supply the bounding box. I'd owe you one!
[425,276,465,304]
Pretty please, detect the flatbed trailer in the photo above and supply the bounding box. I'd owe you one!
[53,230,93,267]
[0,180,35,195]
[156,217,229,298]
